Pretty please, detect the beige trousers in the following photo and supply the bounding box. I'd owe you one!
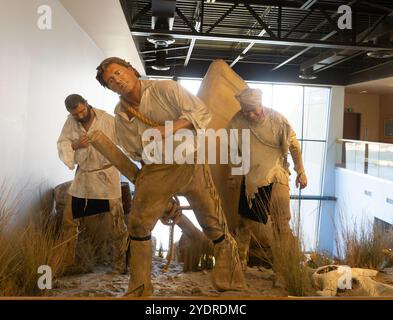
[129,163,228,241]
[62,195,128,271]
[127,163,245,295]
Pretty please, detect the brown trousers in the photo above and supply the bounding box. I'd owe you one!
[62,196,128,269]
[129,163,228,241]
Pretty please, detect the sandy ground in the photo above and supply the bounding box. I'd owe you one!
[48,256,393,298]
[49,256,288,298]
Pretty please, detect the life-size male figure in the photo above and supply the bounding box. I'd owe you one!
[95,57,246,296]
[228,88,308,270]
[57,94,128,274]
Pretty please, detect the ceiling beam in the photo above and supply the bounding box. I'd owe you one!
[140,45,190,54]
[360,1,393,13]
[314,51,364,73]
[131,28,393,51]
[206,2,239,33]
[175,7,198,33]
[347,59,393,84]
[299,12,393,74]
[243,3,277,39]
[271,31,337,71]
[184,1,202,67]
[284,9,314,39]
[271,0,360,70]
[229,7,272,67]
[130,2,151,26]
[300,0,317,10]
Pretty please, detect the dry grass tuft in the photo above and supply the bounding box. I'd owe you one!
[264,204,314,296]
[0,190,65,296]
[0,184,102,296]
[270,232,313,296]
[335,215,393,270]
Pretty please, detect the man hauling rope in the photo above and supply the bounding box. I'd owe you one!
[227,88,308,271]
[95,57,246,296]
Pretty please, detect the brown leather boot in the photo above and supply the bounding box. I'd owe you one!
[212,236,247,291]
[125,239,153,297]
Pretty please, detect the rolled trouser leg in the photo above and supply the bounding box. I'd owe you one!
[108,198,129,274]
[183,164,246,291]
[236,217,253,271]
[61,195,79,270]
[127,238,153,297]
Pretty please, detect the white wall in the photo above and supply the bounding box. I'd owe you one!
[0,0,119,213]
[335,167,393,238]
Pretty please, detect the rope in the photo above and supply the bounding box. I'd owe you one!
[161,196,182,272]
[120,97,161,127]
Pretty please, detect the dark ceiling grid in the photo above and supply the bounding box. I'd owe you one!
[121,0,393,85]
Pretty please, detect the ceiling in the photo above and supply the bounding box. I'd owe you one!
[346,76,393,94]
[120,0,393,85]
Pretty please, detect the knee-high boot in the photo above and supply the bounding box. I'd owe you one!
[212,235,247,291]
[126,239,154,297]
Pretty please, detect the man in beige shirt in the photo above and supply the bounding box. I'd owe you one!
[57,94,128,274]
[228,88,308,270]
[96,57,245,296]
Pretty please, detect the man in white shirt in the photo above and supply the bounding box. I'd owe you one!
[228,88,308,270]
[95,57,246,296]
[57,94,128,274]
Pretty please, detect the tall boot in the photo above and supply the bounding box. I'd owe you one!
[126,239,153,297]
[212,235,247,292]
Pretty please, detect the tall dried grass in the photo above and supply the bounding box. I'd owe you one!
[251,196,314,296]
[335,213,393,270]
[0,184,103,296]
[0,187,65,296]
[269,218,314,296]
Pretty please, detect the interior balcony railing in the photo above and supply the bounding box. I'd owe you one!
[337,139,393,181]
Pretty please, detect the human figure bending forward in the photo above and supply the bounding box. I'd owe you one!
[95,57,246,296]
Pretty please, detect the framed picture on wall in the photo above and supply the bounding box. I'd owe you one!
[384,118,393,137]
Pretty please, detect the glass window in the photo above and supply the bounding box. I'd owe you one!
[272,84,303,136]
[291,200,320,252]
[303,87,330,141]
[300,141,325,196]
[179,79,202,96]
[248,83,273,109]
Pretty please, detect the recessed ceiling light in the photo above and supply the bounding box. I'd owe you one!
[299,67,317,80]
[151,65,170,71]
[147,35,175,47]
[299,73,317,80]
[360,90,368,94]
[366,50,393,59]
